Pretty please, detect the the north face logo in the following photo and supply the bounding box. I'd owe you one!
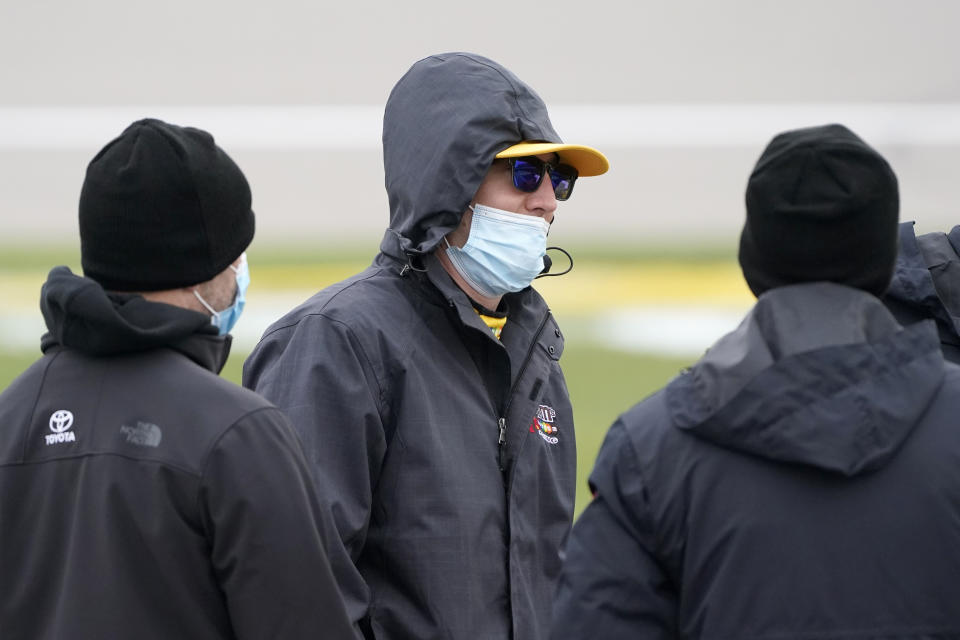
[529,404,559,445]
[120,422,162,447]
[45,410,77,446]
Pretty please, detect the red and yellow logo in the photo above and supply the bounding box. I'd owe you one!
[529,404,559,445]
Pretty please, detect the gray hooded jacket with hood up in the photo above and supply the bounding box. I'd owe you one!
[243,53,575,640]
[551,282,960,639]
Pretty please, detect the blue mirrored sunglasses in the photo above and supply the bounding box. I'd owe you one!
[507,156,579,201]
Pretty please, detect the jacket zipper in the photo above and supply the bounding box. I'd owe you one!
[497,309,553,640]
[497,310,552,475]
[497,417,508,470]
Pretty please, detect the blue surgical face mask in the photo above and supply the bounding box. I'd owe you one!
[445,204,550,298]
[194,253,249,336]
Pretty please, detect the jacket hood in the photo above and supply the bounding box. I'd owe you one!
[667,282,945,476]
[379,52,562,261]
[884,221,960,362]
[39,266,231,372]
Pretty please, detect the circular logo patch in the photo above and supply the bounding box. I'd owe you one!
[49,410,74,433]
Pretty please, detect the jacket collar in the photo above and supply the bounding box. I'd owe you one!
[40,266,231,374]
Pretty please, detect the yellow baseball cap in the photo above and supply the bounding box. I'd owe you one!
[495,141,609,177]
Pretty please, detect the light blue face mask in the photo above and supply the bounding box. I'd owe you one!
[445,204,550,298]
[194,253,249,336]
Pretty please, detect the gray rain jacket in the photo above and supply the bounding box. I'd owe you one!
[243,53,576,640]
[552,282,960,639]
[884,220,960,363]
[0,267,353,639]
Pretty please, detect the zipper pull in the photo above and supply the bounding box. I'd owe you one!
[498,417,507,472]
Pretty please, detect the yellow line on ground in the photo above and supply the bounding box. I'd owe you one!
[536,262,754,312]
[2,260,755,312]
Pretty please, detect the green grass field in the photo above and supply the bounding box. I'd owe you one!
[1,243,748,516]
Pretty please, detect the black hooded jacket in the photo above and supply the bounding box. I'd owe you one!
[552,283,960,639]
[0,267,352,640]
[244,53,574,640]
[884,221,960,364]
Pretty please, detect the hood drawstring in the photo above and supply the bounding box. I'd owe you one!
[399,253,427,277]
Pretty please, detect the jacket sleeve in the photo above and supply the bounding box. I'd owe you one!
[243,314,387,630]
[550,419,678,640]
[199,406,355,640]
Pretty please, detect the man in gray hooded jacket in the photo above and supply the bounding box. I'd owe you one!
[243,52,608,639]
[551,124,960,638]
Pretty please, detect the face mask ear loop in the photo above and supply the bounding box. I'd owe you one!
[193,289,218,316]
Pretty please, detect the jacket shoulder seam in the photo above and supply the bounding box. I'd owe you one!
[258,267,386,340]
[194,405,291,534]
[20,352,62,463]
[261,307,388,417]
[321,314,387,414]
[620,403,671,551]
[196,405,282,477]
[0,450,203,477]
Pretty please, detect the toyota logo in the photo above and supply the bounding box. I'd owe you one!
[49,410,74,433]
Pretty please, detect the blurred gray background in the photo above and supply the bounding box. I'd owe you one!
[2,0,959,248]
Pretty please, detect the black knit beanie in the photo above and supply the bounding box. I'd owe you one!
[79,118,255,291]
[738,123,899,297]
